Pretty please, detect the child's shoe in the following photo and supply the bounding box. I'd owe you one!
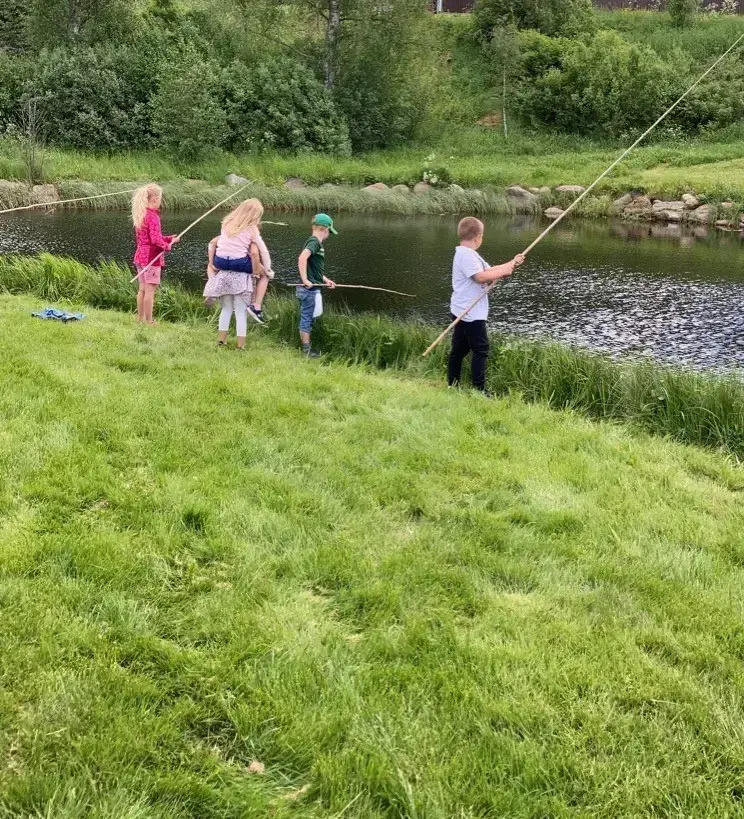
[248,305,265,325]
[302,344,321,359]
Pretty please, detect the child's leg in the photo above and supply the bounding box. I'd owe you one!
[137,284,146,322]
[447,316,471,387]
[218,295,234,344]
[234,295,248,348]
[252,274,269,310]
[468,321,490,391]
[298,288,315,348]
[144,284,157,324]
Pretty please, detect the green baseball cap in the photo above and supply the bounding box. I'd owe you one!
[313,213,338,234]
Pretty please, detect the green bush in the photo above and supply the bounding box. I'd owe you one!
[221,58,351,155]
[23,47,152,150]
[0,52,27,131]
[515,30,682,135]
[474,0,596,38]
[669,0,699,28]
[151,52,227,161]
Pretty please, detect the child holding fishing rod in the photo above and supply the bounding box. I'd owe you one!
[132,184,179,324]
[297,213,337,358]
[447,217,525,394]
[204,198,274,350]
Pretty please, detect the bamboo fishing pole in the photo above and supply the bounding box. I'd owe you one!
[0,187,139,216]
[279,282,415,297]
[129,183,253,283]
[422,31,744,358]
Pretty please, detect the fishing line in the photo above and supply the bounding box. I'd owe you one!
[278,282,415,297]
[0,187,139,216]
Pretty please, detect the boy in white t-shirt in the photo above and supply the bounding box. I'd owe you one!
[448,217,525,393]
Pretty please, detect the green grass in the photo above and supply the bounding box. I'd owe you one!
[3,292,744,817]
[5,127,744,214]
[4,253,744,461]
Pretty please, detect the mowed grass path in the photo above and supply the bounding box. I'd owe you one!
[2,297,744,818]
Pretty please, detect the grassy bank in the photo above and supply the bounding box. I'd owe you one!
[4,253,744,460]
[3,291,744,817]
[4,129,744,214]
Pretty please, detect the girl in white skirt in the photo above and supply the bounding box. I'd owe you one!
[204,199,273,350]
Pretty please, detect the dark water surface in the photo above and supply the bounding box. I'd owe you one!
[2,209,744,371]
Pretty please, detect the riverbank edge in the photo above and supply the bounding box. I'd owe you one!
[2,179,742,229]
[3,252,744,462]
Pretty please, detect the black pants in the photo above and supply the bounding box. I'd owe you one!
[447,316,489,391]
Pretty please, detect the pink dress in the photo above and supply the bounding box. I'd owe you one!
[133,208,174,286]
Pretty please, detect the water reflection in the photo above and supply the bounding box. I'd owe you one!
[1,209,743,371]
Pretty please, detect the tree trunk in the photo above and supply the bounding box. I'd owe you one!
[324,0,341,90]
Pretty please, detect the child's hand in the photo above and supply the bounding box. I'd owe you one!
[325,279,336,289]
[513,254,526,268]
[302,278,313,289]
[170,236,180,245]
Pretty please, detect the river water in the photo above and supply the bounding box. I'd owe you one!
[2,209,743,371]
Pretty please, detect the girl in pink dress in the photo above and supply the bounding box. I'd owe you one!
[204,198,273,349]
[132,184,179,324]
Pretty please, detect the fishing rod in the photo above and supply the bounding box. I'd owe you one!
[278,282,415,298]
[422,31,744,358]
[0,187,139,216]
[129,183,254,283]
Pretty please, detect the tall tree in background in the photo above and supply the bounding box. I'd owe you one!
[293,0,429,149]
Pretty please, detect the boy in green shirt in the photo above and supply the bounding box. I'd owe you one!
[297,213,337,358]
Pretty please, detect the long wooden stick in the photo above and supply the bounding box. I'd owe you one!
[280,282,415,297]
[422,31,744,358]
[0,187,139,216]
[129,183,253,283]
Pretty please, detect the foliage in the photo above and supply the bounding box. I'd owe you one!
[221,58,351,155]
[0,0,29,50]
[26,0,136,49]
[151,52,227,162]
[669,0,699,27]
[22,47,152,151]
[515,30,683,136]
[474,0,596,38]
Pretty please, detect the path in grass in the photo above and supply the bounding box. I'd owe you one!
[2,296,744,818]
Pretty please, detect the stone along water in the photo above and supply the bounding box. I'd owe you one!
[2,209,743,371]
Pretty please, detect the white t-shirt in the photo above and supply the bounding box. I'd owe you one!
[450,245,489,322]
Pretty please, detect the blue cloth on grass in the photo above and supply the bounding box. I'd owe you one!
[32,307,86,322]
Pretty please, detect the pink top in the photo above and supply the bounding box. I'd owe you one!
[216,225,272,271]
[134,208,174,268]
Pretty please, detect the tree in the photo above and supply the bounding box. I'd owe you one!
[0,0,29,51]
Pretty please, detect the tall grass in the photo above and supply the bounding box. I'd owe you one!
[4,253,744,458]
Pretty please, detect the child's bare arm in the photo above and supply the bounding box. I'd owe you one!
[298,249,312,287]
[250,243,264,278]
[474,254,525,284]
[207,237,218,272]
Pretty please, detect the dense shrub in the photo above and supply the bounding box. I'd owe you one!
[0,53,28,131]
[669,0,699,28]
[222,58,351,155]
[474,0,596,38]
[26,0,136,49]
[23,47,152,150]
[0,0,29,51]
[151,52,227,161]
[515,30,682,135]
